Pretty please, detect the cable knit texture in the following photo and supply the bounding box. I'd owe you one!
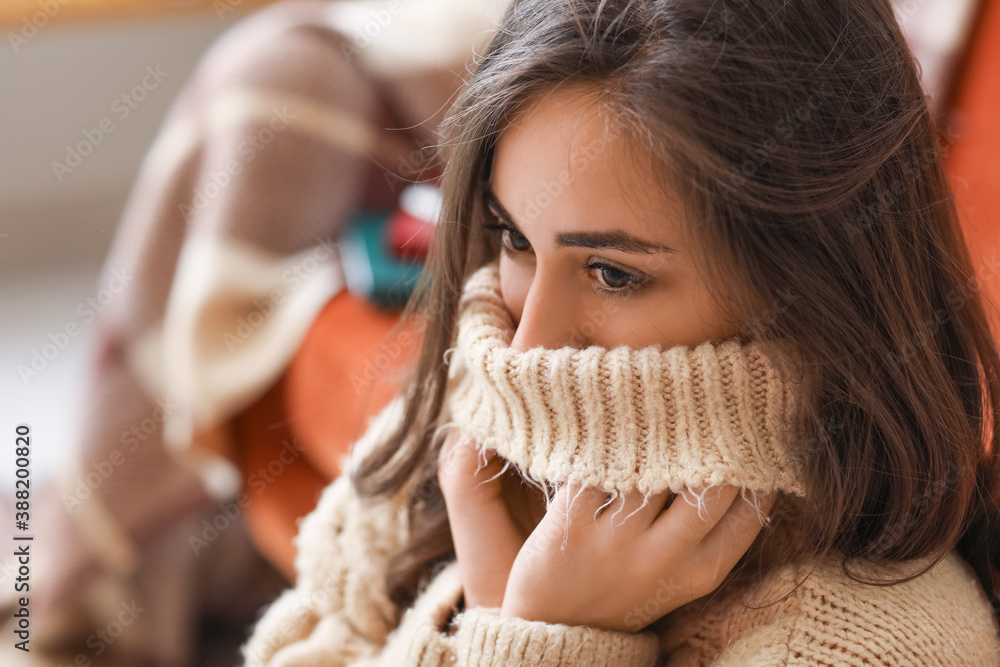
[242,260,1000,666]
[443,259,807,499]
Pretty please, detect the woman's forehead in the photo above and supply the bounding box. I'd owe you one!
[491,87,685,248]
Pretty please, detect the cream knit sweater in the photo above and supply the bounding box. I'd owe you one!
[241,260,1000,666]
[442,260,806,501]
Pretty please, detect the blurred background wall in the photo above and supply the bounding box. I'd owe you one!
[0,2,281,490]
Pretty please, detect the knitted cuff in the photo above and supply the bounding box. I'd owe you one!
[451,607,660,666]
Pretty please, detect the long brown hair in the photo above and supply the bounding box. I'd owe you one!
[352,0,1000,624]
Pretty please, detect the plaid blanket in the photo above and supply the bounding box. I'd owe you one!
[14,1,504,664]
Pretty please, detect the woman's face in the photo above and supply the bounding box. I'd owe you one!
[485,86,743,352]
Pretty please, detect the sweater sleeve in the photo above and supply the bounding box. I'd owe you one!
[240,395,410,666]
[450,606,660,666]
[338,562,662,666]
[239,473,404,666]
[240,394,661,666]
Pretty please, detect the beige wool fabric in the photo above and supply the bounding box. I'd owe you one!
[443,259,807,500]
[242,260,1000,666]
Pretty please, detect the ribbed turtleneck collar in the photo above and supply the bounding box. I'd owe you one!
[443,259,807,498]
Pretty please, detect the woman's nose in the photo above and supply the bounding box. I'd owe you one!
[509,277,583,352]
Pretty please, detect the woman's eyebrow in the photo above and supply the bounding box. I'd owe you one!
[481,184,675,255]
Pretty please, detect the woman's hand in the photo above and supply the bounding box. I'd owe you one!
[437,427,527,609]
[500,483,775,632]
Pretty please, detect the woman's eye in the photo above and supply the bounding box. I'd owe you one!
[483,218,650,297]
[504,229,531,252]
[596,265,633,288]
[586,261,650,297]
[483,221,532,255]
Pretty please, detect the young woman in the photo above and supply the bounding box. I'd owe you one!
[243,0,1000,664]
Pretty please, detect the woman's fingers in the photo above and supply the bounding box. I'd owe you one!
[650,484,742,547]
[641,485,774,598]
[596,489,675,531]
[438,428,505,506]
[438,427,524,609]
[684,490,775,594]
[548,483,603,522]
[697,490,776,562]
[542,482,769,554]
[508,481,776,625]
[546,483,674,535]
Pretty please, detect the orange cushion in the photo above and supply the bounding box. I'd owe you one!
[948,0,1000,320]
[235,289,422,579]
[285,290,422,481]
